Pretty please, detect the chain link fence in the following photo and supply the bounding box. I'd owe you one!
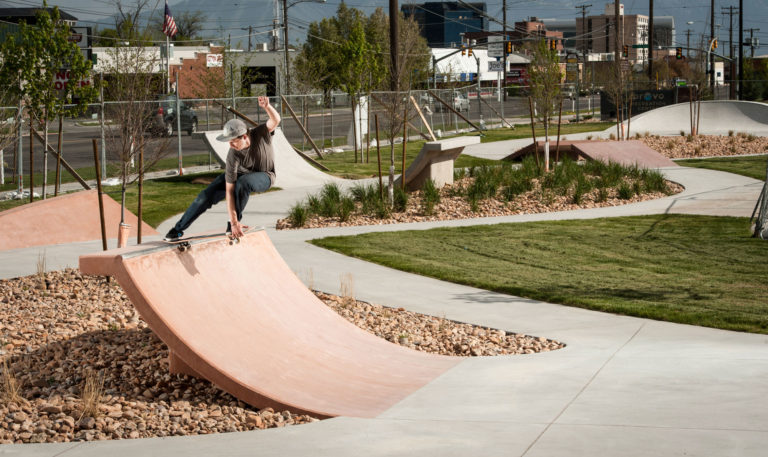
[0,81,761,191]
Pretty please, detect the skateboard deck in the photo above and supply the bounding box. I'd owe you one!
[163,227,257,251]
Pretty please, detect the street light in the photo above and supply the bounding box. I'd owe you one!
[282,0,326,96]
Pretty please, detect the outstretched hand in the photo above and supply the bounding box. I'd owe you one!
[258,96,269,108]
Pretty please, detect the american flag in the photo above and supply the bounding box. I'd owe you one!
[162,1,178,37]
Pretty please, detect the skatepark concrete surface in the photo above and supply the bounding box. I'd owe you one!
[462,100,768,161]
[1,103,767,455]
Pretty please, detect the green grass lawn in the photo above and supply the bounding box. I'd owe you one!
[100,172,223,228]
[478,122,614,143]
[312,214,768,334]
[676,154,768,181]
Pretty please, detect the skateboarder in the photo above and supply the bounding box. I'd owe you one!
[164,96,281,241]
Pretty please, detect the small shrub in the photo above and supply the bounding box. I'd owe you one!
[586,134,593,140]
[1,358,24,405]
[728,130,734,137]
[617,182,634,200]
[634,132,641,139]
[686,134,694,142]
[632,180,643,196]
[609,133,616,140]
[454,168,467,181]
[694,146,702,155]
[680,130,685,137]
[596,187,608,202]
[79,369,104,420]
[665,140,676,150]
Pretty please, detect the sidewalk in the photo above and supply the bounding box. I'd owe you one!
[1,163,766,456]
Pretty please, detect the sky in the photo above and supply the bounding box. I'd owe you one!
[1,0,765,54]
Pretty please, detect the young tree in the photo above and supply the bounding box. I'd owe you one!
[528,38,562,171]
[0,2,98,199]
[100,44,171,227]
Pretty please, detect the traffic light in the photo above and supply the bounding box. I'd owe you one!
[506,41,512,54]
[468,47,473,57]
[622,45,628,57]
[676,47,683,59]
[461,45,466,56]
[549,40,556,50]
[713,38,718,49]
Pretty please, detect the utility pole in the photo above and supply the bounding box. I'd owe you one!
[722,5,736,99]
[389,0,399,92]
[747,28,760,56]
[282,0,290,95]
[576,3,591,84]
[648,0,654,84]
[614,0,621,63]
[738,0,743,99]
[502,0,507,101]
[709,0,715,91]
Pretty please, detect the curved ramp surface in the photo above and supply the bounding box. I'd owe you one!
[203,128,340,189]
[623,100,768,136]
[79,229,460,418]
[0,190,156,251]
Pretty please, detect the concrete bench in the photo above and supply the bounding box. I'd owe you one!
[395,136,480,191]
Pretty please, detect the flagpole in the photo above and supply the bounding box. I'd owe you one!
[166,34,170,94]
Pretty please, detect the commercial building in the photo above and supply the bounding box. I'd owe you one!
[401,2,488,48]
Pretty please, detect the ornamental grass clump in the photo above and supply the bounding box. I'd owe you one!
[319,183,342,217]
[288,202,308,227]
[338,196,355,222]
[393,186,409,212]
[421,179,441,215]
[572,174,593,204]
[617,182,634,200]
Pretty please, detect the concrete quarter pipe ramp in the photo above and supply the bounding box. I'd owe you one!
[0,190,157,251]
[79,229,460,418]
[203,128,340,189]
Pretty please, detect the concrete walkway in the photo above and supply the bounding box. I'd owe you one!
[2,161,767,456]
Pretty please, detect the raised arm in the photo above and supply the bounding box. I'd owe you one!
[259,96,281,132]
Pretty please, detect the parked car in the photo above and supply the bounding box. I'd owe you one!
[149,95,198,136]
[432,93,470,113]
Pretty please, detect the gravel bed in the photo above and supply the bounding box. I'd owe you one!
[276,176,683,230]
[639,133,768,158]
[1,269,563,444]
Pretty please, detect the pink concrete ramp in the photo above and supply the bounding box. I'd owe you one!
[79,229,460,418]
[572,140,678,168]
[0,190,157,251]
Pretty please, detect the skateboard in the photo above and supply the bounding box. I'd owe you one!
[162,226,256,252]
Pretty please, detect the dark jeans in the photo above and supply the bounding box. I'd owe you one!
[172,172,271,233]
